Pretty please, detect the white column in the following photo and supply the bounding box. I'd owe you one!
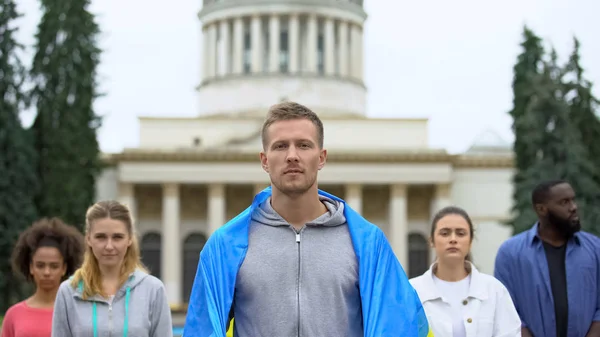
[202,26,209,80]
[208,22,217,78]
[324,17,335,75]
[254,184,270,196]
[350,24,362,80]
[208,184,226,235]
[268,15,280,73]
[306,14,318,73]
[161,183,181,305]
[345,184,362,214]
[219,20,230,76]
[429,184,452,263]
[389,184,408,269]
[430,183,452,216]
[338,21,348,77]
[250,15,262,73]
[232,17,243,74]
[356,25,363,80]
[118,182,137,224]
[289,14,299,73]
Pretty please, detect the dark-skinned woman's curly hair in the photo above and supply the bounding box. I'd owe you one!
[11,217,85,282]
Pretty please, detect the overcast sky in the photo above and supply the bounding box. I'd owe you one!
[14,0,600,154]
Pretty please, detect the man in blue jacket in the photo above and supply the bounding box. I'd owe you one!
[183,101,430,337]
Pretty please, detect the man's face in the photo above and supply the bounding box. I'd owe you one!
[542,183,581,236]
[260,119,326,197]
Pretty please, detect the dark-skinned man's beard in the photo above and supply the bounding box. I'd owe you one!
[547,209,581,237]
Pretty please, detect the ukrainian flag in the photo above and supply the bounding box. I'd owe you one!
[184,187,436,337]
[226,319,234,337]
[418,308,435,337]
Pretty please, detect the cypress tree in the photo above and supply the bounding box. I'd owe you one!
[29,0,103,231]
[0,0,38,312]
[563,38,600,235]
[513,49,600,234]
[507,26,546,233]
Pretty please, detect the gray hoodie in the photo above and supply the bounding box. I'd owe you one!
[232,196,363,337]
[51,269,173,337]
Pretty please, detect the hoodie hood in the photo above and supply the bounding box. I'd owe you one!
[251,195,347,228]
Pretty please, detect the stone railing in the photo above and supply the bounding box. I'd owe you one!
[203,0,363,7]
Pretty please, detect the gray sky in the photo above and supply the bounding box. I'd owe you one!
[14,0,600,154]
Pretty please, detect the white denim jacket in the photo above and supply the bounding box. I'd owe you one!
[410,262,521,337]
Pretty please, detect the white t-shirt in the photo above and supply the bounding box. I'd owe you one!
[432,274,471,337]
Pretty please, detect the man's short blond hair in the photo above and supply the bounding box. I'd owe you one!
[261,102,324,149]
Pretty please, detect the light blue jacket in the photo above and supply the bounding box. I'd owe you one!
[183,187,430,337]
[51,269,173,337]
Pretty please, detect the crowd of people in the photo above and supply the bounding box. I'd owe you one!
[1,101,598,337]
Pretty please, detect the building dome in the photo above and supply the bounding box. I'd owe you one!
[197,0,368,117]
[466,129,512,154]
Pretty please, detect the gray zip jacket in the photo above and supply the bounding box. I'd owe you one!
[232,196,363,337]
[51,269,173,337]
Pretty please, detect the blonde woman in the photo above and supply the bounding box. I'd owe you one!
[51,200,173,337]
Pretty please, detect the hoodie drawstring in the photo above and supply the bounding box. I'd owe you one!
[124,287,131,336]
[91,286,131,337]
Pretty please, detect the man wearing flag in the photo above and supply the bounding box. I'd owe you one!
[183,101,431,337]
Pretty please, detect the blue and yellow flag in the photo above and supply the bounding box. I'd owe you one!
[225,319,233,337]
[183,187,431,337]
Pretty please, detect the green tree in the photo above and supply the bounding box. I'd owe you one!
[514,49,600,235]
[562,38,600,235]
[0,0,38,312]
[507,26,546,234]
[29,0,103,231]
[563,38,600,193]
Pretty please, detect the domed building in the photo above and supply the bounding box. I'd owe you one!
[97,0,515,309]
[196,0,367,117]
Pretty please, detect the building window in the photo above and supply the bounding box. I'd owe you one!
[317,33,324,74]
[279,30,289,73]
[141,232,162,279]
[183,233,208,303]
[408,233,429,278]
[243,30,251,74]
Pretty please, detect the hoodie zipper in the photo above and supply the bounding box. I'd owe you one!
[109,302,113,337]
[294,227,304,337]
[78,275,134,337]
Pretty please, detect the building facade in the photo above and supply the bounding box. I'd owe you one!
[97,0,516,308]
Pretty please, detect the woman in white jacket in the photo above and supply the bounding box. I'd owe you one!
[409,206,521,337]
